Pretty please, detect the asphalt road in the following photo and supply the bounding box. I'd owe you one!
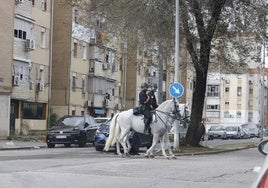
[0,140,265,188]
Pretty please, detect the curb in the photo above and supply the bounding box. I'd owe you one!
[0,145,47,151]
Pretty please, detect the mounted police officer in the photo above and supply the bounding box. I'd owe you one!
[139,82,151,135]
[148,83,158,110]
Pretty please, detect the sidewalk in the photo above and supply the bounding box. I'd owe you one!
[0,139,47,150]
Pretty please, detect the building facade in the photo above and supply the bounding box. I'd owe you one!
[0,0,52,138]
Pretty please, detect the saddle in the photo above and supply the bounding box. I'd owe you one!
[133,107,140,115]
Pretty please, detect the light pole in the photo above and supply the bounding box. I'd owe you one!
[173,0,180,152]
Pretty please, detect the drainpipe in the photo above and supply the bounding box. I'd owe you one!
[47,0,54,130]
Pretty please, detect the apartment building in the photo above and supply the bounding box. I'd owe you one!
[0,1,14,138]
[0,0,52,138]
[205,33,268,129]
[11,0,52,136]
[52,1,122,118]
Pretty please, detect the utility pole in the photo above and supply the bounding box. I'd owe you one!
[173,0,180,152]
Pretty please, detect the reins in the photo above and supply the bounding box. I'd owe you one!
[153,100,181,129]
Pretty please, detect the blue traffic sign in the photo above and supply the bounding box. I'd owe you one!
[169,82,184,98]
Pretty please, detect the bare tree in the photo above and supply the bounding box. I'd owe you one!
[72,0,267,146]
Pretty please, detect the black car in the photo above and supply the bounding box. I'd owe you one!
[46,115,98,148]
[94,119,153,154]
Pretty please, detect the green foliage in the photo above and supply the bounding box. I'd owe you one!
[49,110,58,129]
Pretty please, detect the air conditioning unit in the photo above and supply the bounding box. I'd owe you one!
[237,92,241,96]
[12,75,20,86]
[29,81,33,90]
[25,39,31,50]
[37,82,44,91]
[117,103,122,110]
[102,63,108,70]
[87,100,92,107]
[225,80,230,84]
[15,0,24,4]
[30,39,35,50]
[24,39,35,50]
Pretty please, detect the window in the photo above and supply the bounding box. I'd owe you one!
[225,101,229,105]
[249,88,253,94]
[74,9,78,23]
[39,66,45,83]
[237,87,242,96]
[82,75,86,95]
[207,105,220,110]
[248,100,253,106]
[41,29,46,48]
[72,110,75,116]
[207,85,219,97]
[72,73,77,91]
[73,42,77,57]
[224,111,229,118]
[225,87,229,92]
[22,102,46,119]
[41,0,47,11]
[236,111,241,118]
[14,29,27,40]
[83,45,87,60]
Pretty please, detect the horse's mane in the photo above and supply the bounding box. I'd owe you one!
[157,99,174,111]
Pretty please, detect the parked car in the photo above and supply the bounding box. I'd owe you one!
[240,128,250,139]
[207,125,226,140]
[94,117,110,125]
[247,127,261,138]
[251,139,268,187]
[223,126,242,139]
[46,115,98,148]
[94,119,153,154]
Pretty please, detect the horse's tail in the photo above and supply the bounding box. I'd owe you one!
[111,118,120,146]
[103,113,120,151]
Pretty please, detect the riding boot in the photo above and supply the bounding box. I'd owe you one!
[144,119,151,135]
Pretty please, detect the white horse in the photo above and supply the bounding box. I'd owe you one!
[103,99,180,159]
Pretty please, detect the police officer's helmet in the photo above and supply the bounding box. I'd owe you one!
[152,83,157,88]
[141,82,148,89]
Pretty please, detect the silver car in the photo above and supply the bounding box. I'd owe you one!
[207,125,226,140]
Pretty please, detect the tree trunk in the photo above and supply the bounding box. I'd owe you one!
[186,62,208,146]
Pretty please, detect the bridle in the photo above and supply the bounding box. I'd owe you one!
[153,99,181,128]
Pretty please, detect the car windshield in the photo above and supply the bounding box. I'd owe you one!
[210,126,223,131]
[249,128,258,132]
[99,119,111,129]
[95,118,108,124]
[61,117,84,126]
[226,127,238,131]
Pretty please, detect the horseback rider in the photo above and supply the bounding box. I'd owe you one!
[139,82,152,135]
[148,83,158,110]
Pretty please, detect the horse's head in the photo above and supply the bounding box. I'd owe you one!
[171,99,181,120]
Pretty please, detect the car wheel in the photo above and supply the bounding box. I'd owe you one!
[78,133,87,147]
[47,143,55,148]
[95,145,104,151]
[64,143,71,147]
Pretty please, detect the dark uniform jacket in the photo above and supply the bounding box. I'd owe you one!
[139,89,150,118]
[148,90,158,110]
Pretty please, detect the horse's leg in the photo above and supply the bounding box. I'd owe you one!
[145,134,159,158]
[165,133,176,159]
[118,130,130,157]
[116,139,122,157]
[160,135,169,159]
[124,134,132,153]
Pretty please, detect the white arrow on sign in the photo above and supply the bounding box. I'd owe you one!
[172,86,181,94]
